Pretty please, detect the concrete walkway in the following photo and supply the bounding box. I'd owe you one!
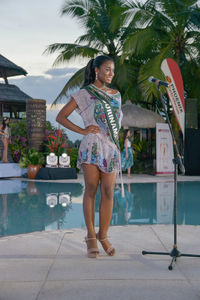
[0,225,200,300]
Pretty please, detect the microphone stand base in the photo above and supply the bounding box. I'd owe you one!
[142,246,200,270]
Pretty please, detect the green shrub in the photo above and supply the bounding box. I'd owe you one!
[19,149,45,169]
[9,120,28,162]
[132,139,151,160]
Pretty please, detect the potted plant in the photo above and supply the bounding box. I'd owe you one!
[19,148,45,179]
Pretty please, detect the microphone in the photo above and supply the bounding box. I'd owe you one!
[148,76,169,87]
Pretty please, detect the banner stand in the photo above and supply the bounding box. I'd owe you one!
[142,83,200,270]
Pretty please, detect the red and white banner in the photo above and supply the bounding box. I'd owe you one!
[161,58,185,139]
[156,123,174,175]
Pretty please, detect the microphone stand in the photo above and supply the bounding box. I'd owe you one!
[142,83,200,270]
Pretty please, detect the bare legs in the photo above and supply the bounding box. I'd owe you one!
[97,171,117,255]
[82,164,100,257]
[2,138,9,163]
[82,164,100,238]
[127,167,132,178]
[82,163,117,256]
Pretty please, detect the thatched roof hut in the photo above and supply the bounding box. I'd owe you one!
[0,54,27,83]
[0,54,31,118]
[0,83,31,102]
[0,83,32,118]
[122,101,165,128]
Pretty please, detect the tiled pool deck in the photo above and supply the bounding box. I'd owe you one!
[1,174,200,300]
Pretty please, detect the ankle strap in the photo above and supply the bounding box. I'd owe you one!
[84,237,97,242]
[98,236,111,242]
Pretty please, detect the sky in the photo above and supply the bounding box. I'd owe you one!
[0,0,85,141]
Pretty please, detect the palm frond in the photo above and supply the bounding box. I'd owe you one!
[181,58,200,98]
[114,60,137,89]
[46,0,200,107]
[138,46,174,102]
[75,33,91,44]
[61,0,90,18]
[121,27,156,59]
[123,2,152,28]
[44,43,100,66]
[187,7,200,29]
[51,67,85,106]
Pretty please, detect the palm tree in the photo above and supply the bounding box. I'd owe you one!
[45,0,139,105]
[122,0,200,102]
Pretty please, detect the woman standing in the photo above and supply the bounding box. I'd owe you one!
[0,117,11,163]
[121,129,134,178]
[56,55,123,258]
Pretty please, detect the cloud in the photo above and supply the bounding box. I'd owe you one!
[9,67,79,105]
[0,0,85,75]
[45,67,79,77]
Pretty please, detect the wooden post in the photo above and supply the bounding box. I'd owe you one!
[26,99,46,151]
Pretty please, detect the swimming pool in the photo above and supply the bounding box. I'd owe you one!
[0,180,200,237]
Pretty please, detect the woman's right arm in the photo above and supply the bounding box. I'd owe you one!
[56,98,99,135]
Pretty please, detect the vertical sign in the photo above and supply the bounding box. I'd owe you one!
[156,123,174,175]
[161,58,185,139]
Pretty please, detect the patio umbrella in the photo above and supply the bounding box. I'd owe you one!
[122,101,165,128]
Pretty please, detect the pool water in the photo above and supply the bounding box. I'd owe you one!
[0,180,200,238]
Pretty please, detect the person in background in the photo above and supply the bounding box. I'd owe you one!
[56,55,123,258]
[121,129,134,178]
[114,183,134,225]
[0,117,11,163]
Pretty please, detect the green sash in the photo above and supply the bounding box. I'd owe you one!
[83,84,120,150]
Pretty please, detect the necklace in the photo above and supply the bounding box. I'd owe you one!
[103,84,108,93]
[93,83,108,93]
[91,84,110,99]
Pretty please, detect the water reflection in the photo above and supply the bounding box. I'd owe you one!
[0,181,83,237]
[96,181,200,226]
[178,182,200,225]
[0,180,200,238]
[46,193,71,208]
[156,182,174,224]
[117,183,156,225]
[0,194,8,236]
[113,184,134,225]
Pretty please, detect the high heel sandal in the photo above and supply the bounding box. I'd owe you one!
[84,237,99,258]
[96,234,115,256]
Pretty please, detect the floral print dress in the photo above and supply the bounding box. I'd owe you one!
[71,88,123,173]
